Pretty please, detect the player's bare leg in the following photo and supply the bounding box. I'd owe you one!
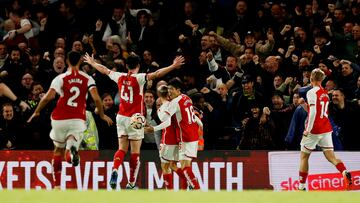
[180,159,200,190]
[126,139,142,189]
[323,150,353,190]
[298,151,310,191]
[110,136,129,189]
[161,162,173,190]
[52,146,65,189]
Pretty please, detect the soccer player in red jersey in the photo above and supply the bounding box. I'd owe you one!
[298,68,352,190]
[158,78,203,190]
[145,85,187,190]
[27,51,113,188]
[84,53,184,189]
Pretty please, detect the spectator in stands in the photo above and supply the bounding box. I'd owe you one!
[336,60,360,100]
[101,3,135,47]
[19,73,33,99]
[329,88,360,151]
[7,9,33,44]
[0,42,8,69]
[95,93,118,150]
[129,10,156,54]
[0,47,27,94]
[269,91,293,150]
[0,103,19,149]
[238,103,275,150]
[142,90,160,149]
[231,75,266,131]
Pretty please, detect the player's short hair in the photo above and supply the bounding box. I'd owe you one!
[126,54,140,70]
[157,85,169,98]
[67,51,81,66]
[310,68,325,82]
[168,78,183,90]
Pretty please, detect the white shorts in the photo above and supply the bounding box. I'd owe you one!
[179,141,198,161]
[300,132,333,153]
[116,114,144,140]
[160,144,179,163]
[50,119,86,148]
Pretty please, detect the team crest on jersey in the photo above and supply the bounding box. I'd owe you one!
[184,99,192,106]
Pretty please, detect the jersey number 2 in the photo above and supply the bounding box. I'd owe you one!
[67,86,80,107]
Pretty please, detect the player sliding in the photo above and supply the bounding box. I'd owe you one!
[27,51,113,188]
[84,53,184,189]
[298,68,352,191]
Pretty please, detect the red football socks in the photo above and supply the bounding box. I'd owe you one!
[183,166,200,190]
[299,171,308,184]
[163,173,173,190]
[112,150,126,171]
[336,162,347,174]
[129,153,140,184]
[52,155,62,187]
[174,168,188,190]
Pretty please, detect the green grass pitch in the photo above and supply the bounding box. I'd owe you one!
[1,190,359,203]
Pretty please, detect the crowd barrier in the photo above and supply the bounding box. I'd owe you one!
[0,151,359,191]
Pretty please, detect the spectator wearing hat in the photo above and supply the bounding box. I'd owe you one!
[269,90,293,150]
[238,102,276,150]
[313,30,334,62]
[231,75,267,131]
[318,60,335,86]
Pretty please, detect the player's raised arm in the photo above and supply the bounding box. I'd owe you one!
[147,56,185,81]
[89,87,113,126]
[83,53,111,75]
[27,88,56,123]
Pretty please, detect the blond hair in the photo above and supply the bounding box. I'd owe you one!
[310,68,325,82]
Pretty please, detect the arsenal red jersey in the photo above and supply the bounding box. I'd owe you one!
[305,86,333,134]
[157,101,178,145]
[50,70,95,121]
[166,94,199,142]
[109,71,147,117]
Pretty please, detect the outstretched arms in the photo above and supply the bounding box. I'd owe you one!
[83,53,111,75]
[147,56,185,81]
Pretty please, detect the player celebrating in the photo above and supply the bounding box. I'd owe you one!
[84,53,184,189]
[27,51,112,188]
[159,78,202,190]
[298,68,352,191]
[145,85,187,190]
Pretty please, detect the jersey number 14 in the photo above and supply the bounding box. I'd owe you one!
[319,101,329,118]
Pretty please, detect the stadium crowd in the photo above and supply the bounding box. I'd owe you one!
[0,0,360,151]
